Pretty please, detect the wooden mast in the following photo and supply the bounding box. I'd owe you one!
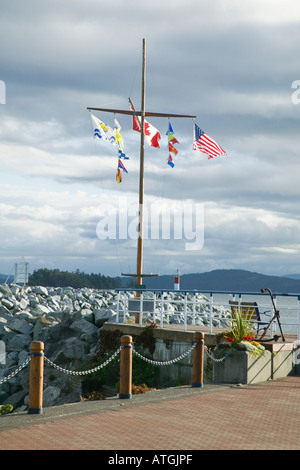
[136,38,146,291]
[87,38,196,323]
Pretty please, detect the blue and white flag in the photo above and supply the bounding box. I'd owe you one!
[90,113,116,144]
[118,149,129,160]
[90,112,130,183]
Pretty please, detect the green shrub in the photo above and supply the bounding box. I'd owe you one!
[81,326,159,397]
[0,404,13,415]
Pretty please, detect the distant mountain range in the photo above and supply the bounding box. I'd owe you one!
[142,269,300,294]
[283,274,300,280]
[2,269,300,294]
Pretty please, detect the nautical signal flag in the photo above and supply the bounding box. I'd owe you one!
[193,124,226,159]
[132,112,141,132]
[166,121,174,134]
[90,112,130,183]
[169,142,178,156]
[116,168,122,184]
[166,121,179,168]
[116,158,128,184]
[90,113,116,144]
[168,133,179,146]
[118,159,128,173]
[90,112,130,159]
[114,121,130,160]
[115,128,123,149]
[118,149,129,160]
[131,108,161,148]
[167,155,175,168]
[114,124,129,183]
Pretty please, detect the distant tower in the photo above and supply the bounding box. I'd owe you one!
[174,269,180,290]
[14,260,29,285]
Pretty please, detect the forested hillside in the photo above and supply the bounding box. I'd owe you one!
[28,268,132,289]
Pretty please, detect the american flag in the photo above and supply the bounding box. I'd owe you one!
[193,124,226,159]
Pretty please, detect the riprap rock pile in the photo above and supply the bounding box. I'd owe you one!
[0,284,230,411]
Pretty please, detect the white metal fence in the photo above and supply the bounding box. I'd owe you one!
[115,288,300,339]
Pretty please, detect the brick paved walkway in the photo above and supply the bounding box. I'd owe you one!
[1,376,300,451]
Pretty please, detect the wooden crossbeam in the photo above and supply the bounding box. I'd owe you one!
[87,106,196,119]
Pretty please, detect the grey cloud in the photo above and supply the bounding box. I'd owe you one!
[1,0,300,277]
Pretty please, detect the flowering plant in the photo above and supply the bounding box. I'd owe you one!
[215,336,265,357]
[226,335,255,344]
[215,308,265,357]
[132,384,156,394]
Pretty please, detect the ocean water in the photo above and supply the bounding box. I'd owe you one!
[212,293,299,335]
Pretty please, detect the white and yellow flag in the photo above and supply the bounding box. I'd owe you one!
[90,113,116,144]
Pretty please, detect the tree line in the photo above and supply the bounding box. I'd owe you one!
[28,268,133,289]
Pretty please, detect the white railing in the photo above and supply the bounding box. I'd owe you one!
[115,288,300,339]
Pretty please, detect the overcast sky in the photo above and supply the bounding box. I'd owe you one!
[1,0,300,281]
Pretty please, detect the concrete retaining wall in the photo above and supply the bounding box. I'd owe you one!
[151,338,194,386]
[102,323,297,386]
[103,323,208,386]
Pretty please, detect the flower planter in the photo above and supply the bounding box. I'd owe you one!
[212,343,294,385]
[212,350,272,384]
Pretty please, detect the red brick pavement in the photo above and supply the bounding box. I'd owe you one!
[0,376,300,451]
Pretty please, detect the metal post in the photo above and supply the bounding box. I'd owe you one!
[116,291,120,323]
[270,295,277,339]
[28,341,44,414]
[153,292,157,322]
[166,292,170,325]
[192,332,204,387]
[192,293,196,326]
[238,293,242,309]
[298,297,300,340]
[139,292,143,326]
[160,292,164,328]
[184,293,187,331]
[119,335,132,399]
[209,293,213,333]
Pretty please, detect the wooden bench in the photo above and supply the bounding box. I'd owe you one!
[229,300,271,334]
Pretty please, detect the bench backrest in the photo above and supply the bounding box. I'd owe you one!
[229,301,260,322]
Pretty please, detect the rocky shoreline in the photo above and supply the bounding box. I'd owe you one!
[0,284,230,412]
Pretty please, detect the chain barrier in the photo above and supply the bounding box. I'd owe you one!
[132,342,196,366]
[44,346,123,376]
[204,345,227,362]
[0,343,219,384]
[0,357,30,384]
[0,344,219,383]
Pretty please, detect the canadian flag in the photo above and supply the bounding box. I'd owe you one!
[132,112,161,148]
